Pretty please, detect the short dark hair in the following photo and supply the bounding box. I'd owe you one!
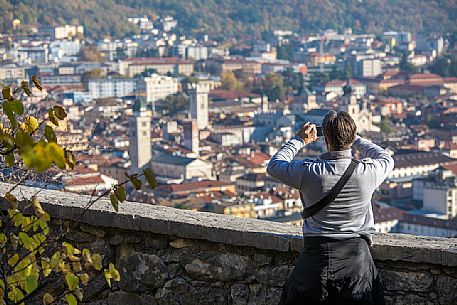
[322,110,357,151]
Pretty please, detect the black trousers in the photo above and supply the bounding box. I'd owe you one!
[279,237,385,305]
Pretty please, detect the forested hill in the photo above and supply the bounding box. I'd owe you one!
[3,0,457,39]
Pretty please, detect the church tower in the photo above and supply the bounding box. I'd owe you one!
[129,100,152,172]
[188,83,210,130]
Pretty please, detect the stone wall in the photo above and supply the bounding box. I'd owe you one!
[1,184,456,305]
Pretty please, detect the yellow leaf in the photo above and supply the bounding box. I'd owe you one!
[65,274,79,291]
[31,196,47,218]
[2,86,12,99]
[66,293,77,305]
[91,254,102,271]
[72,261,82,272]
[82,249,92,266]
[25,116,39,133]
[47,142,66,169]
[5,192,18,209]
[8,253,19,266]
[43,293,54,305]
[50,251,61,269]
[109,263,120,281]
[78,273,89,285]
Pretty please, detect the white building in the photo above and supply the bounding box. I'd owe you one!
[151,153,213,180]
[414,168,457,219]
[88,77,143,99]
[397,214,457,237]
[189,83,210,130]
[390,152,454,179]
[54,25,84,40]
[144,74,178,103]
[354,59,382,78]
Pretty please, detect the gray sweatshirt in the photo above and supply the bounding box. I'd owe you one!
[266,136,394,244]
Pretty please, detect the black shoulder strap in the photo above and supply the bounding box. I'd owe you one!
[301,159,359,219]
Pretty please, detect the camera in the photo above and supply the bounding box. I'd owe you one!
[316,126,323,137]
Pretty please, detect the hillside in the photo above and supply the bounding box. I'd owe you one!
[2,0,457,39]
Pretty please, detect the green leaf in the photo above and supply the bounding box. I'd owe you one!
[25,275,38,294]
[65,274,79,291]
[143,168,158,189]
[5,153,15,166]
[10,100,24,115]
[50,251,61,269]
[8,253,19,266]
[125,173,142,190]
[44,125,57,143]
[53,105,67,119]
[66,293,77,305]
[48,109,59,126]
[18,232,33,250]
[109,193,119,212]
[3,101,17,127]
[114,185,126,202]
[91,254,102,271]
[14,130,34,147]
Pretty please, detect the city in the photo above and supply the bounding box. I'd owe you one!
[0,3,456,304]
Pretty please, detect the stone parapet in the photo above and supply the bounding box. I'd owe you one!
[1,184,456,304]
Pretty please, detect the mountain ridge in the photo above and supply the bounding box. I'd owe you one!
[2,0,457,39]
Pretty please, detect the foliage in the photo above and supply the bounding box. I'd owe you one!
[78,46,102,62]
[0,78,158,304]
[429,55,457,77]
[161,93,189,116]
[253,73,286,101]
[81,69,104,85]
[1,0,456,39]
[220,71,243,91]
[281,68,303,95]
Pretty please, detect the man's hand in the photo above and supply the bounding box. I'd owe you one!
[297,122,318,145]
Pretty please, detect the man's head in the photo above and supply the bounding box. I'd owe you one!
[322,110,357,151]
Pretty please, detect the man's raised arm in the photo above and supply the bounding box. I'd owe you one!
[352,136,395,186]
[266,123,318,190]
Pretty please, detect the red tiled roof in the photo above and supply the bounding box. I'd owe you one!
[209,89,260,100]
[372,202,405,223]
[65,175,104,186]
[157,180,232,193]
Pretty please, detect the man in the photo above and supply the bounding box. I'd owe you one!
[267,110,394,305]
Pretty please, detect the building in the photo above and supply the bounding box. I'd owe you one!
[317,79,366,97]
[54,25,84,39]
[0,64,25,81]
[129,101,152,172]
[372,202,405,233]
[337,82,380,132]
[144,74,178,103]
[235,173,266,194]
[354,59,382,78]
[413,168,457,219]
[397,214,457,237]
[189,83,210,130]
[150,153,213,181]
[88,77,142,99]
[390,152,454,179]
[118,57,194,77]
[182,120,199,154]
